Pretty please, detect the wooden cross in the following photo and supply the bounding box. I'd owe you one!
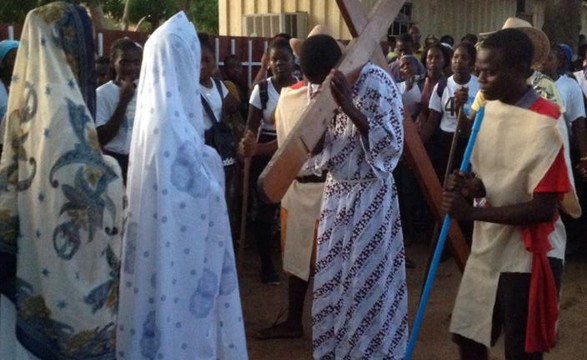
[258,0,469,272]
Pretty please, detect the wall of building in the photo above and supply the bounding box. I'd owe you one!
[410,0,516,42]
[219,0,357,39]
[220,0,587,49]
[219,0,520,41]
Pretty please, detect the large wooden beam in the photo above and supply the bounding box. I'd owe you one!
[401,115,469,272]
[258,0,469,272]
[337,0,469,272]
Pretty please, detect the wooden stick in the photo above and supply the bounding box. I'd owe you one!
[443,108,465,187]
[422,107,466,291]
[402,111,469,272]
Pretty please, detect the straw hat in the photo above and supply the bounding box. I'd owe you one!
[289,25,344,58]
[479,17,550,67]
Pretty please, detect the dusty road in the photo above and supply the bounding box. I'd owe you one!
[239,242,587,360]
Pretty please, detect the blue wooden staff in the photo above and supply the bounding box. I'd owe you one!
[405,106,485,360]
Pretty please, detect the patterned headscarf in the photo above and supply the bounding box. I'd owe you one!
[0,2,123,358]
[47,3,97,117]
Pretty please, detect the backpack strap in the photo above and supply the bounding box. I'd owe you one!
[259,79,269,110]
[201,78,225,123]
[200,95,218,123]
[213,78,224,98]
[435,76,448,98]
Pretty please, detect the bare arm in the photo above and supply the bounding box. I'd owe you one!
[250,52,270,91]
[420,109,441,144]
[443,190,558,225]
[239,105,263,158]
[97,79,134,146]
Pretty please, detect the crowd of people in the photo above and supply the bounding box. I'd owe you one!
[0,1,586,359]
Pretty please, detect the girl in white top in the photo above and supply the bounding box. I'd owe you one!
[240,38,298,285]
[198,33,241,239]
[199,35,234,130]
[424,42,479,182]
[396,54,425,118]
[428,42,480,134]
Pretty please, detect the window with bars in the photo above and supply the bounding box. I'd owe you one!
[387,3,413,38]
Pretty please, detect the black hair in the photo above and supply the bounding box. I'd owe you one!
[223,54,241,67]
[461,33,478,45]
[552,43,570,73]
[197,32,215,54]
[578,43,587,61]
[481,28,533,70]
[439,34,455,47]
[422,42,452,68]
[273,33,292,41]
[198,32,214,54]
[110,37,142,62]
[299,34,342,83]
[96,55,110,67]
[267,37,293,57]
[398,33,414,45]
[95,55,113,77]
[453,42,476,62]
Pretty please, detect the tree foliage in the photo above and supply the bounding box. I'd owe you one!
[0,0,121,23]
[0,0,219,34]
[0,0,55,22]
[125,0,180,29]
[189,0,218,34]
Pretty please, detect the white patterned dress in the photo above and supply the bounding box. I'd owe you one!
[116,12,247,360]
[311,63,408,359]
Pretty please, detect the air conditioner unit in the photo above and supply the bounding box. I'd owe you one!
[243,12,308,38]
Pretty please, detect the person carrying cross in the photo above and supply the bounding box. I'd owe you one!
[300,34,408,359]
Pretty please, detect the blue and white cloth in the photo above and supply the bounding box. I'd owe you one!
[116,11,248,360]
[311,64,408,359]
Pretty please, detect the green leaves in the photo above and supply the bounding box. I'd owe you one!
[1,0,219,34]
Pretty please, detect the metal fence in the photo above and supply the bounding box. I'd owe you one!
[1,24,269,87]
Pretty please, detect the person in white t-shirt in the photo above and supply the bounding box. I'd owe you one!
[240,38,298,285]
[540,44,587,258]
[96,38,142,182]
[423,42,479,183]
[540,47,586,130]
[396,54,425,118]
[198,32,241,239]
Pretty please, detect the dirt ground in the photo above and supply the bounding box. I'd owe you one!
[238,241,587,360]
